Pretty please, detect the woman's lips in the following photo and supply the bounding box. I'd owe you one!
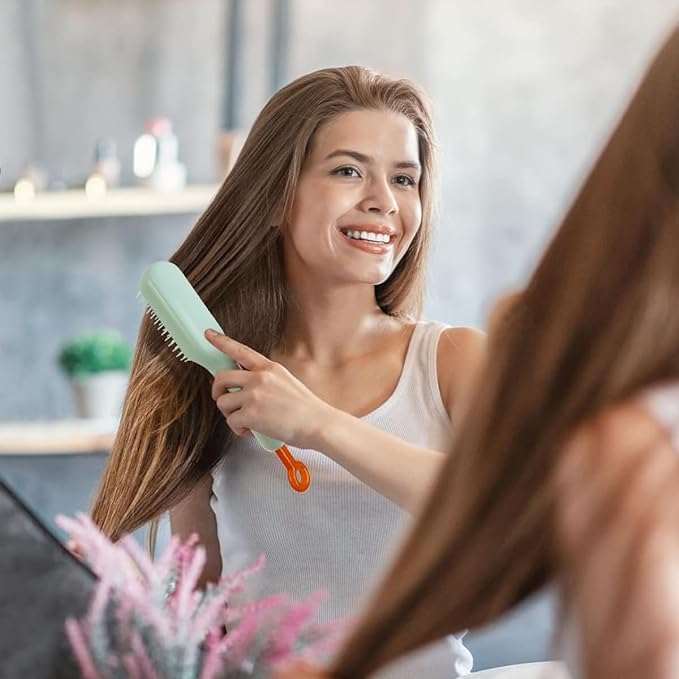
[338,230,395,254]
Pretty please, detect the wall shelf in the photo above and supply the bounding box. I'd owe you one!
[0,184,220,222]
[0,418,117,455]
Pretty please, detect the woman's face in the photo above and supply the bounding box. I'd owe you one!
[282,108,423,288]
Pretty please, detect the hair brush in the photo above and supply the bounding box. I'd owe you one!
[139,260,310,492]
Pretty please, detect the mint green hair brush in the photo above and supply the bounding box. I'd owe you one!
[139,261,310,492]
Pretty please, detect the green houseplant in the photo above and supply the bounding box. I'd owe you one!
[58,331,132,419]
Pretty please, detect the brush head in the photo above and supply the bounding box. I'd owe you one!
[139,261,238,376]
[139,260,286,454]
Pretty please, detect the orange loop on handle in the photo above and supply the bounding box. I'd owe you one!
[274,444,311,492]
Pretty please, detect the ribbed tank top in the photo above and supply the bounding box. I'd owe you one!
[210,321,473,677]
[561,381,679,679]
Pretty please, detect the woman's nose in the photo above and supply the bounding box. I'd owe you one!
[360,179,399,214]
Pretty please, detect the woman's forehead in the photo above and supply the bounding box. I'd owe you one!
[309,109,420,163]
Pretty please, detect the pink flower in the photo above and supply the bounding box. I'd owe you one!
[56,515,347,678]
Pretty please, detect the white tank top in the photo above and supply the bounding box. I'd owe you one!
[561,381,679,679]
[210,321,473,678]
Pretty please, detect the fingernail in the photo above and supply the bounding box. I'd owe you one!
[205,328,218,337]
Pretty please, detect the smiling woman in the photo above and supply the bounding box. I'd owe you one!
[90,66,484,678]
[283,108,423,294]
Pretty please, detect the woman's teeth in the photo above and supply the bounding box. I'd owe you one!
[343,230,392,244]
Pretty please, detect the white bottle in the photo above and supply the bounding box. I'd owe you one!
[133,117,187,192]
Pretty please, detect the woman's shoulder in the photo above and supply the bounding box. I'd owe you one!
[564,400,667,462]
[570,391,677,459]
[556,395,676,498]
[433,324,486,422]
[561,381,679,456]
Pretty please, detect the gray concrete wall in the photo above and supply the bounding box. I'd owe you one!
[4,0,678,418]
[1,0,226,187]
[424,0,679,325]
[0,213,198,420]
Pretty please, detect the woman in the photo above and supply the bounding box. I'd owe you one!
[91,66,483,677]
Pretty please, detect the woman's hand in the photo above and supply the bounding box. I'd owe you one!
[205,329,334,449]
[66,538,85,560]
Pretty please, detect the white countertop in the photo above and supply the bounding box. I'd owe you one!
[0,418,118,454]
[470,662,571,678]
[0,184,219,222]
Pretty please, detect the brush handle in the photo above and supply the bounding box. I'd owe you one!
[250,426,284,453]
[275,445,311,493]
[206,347,310,491]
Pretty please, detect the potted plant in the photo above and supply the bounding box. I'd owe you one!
[58,331,132,419]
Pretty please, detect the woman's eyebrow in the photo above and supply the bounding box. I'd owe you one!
[394,160,422,172]
[324,149,421,171]
[324,149,371,163]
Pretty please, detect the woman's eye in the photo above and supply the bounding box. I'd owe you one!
[393,174,416,187]
[333,166,361,178]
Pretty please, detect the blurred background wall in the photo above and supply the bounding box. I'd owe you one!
[2,0,678,420]
[1,0,678,670]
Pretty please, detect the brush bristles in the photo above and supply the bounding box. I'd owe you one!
[143,305,190,362]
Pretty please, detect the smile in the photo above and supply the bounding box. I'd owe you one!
[338,227,395,244]
[337,227,396,255]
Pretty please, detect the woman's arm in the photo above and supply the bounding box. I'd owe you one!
[204,328,485,512]
[310,327,485,510]
[309,405,446,511]
[169,473,222,588]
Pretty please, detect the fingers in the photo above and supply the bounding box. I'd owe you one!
[227,420,252,438]
[225,413,252,438]
[211,369,255,401]
[204,329,267,371]
[215,390,244,414]
[211,368,261,438]
[205,330,285,440]
[215,391,248,435]
[214,389,254,437]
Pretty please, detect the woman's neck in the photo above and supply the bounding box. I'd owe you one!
[277,285,402,366]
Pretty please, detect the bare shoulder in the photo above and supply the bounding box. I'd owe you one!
[556,399,675,508]
[564,401,670,467]
[436,326,487,422]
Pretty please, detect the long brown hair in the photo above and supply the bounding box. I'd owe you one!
[91,66,437,544]
[332,25,679,677]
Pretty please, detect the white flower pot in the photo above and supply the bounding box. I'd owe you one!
[71,371,129,419]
